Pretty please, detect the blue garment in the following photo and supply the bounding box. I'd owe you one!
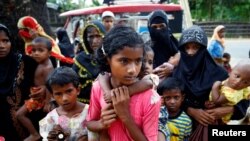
[158,106,170,141]
[207,40,224,58]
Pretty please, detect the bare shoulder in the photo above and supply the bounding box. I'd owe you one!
[34,63,54,85]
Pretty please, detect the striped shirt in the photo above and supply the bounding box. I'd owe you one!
[168,110,192,141]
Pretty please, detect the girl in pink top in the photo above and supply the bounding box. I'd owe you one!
[86,25,161,141]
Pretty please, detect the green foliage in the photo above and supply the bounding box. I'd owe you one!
[92,0,100,6]
[47,0,81,12]
[188,0,250,22]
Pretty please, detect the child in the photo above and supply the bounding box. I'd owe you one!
[101,11,115,32]
[99,41,159,103]
[95,42,159,140]
[39,67,89,141]
[16,37,54,141]
[157,77,192,141]
[208,60,250,124]
[86,25,161,140]
[222,52,232,73]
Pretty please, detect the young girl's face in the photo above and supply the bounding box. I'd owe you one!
[51,83,80,111]
[184,42,200,56]
[228,66,250,90]
[143,50,154,76]
[31,42,50,63]
[108,46,143,87]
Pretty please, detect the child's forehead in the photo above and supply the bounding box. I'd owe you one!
[145,51,154,59]
[162,89,182,95]
[233,65,250,77]
[32,42,49,48]
[51,83,75,89]
[111,47,143,60]
[103,17,114,21]
[145,49,154,54]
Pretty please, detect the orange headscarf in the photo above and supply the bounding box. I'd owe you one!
[17,16,74,64]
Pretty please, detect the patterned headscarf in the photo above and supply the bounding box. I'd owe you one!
[17,16,74,64]
[173,25,228,108]
[81,20,106,55]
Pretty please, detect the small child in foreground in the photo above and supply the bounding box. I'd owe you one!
[39,67,89,141]
[157,77,192,141]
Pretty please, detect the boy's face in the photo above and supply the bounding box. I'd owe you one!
[102,17,114,32]
[51,83,80,111]
[143,50,154,76]
[184,42,200,56]
[31,42,50,63]
[162,89,184,116]
[228,66,250,90]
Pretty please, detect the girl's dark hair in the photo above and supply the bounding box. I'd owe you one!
[46,66,79,93]
[144,40,153,54]
[96,25,144,72]
[157,77,185,96]
[32,37,52,51]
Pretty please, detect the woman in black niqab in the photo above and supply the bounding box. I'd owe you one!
[56,28,75,59]
[148,9,179,68]
[173,25,231,127]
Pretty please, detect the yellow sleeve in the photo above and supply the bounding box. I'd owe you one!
[243,87,250,99]
[222,88,238,105]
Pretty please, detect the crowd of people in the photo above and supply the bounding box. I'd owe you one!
[0,9,250,141]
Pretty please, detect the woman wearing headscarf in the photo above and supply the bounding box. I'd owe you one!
[17,16,74,65]
[207,25,226,65]
[148,10,180,80]
[72,20,106,104]
[0,23,46,140]
[172,26,233,139]
[56,28,75,67]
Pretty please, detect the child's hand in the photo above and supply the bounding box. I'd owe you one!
[47,125,70,141]
[101,103,117,128]
[204,101,216,109]
[153,62,174,79]
[98,72,112,103]
[111,86,130,122]
[104,92,112,103]
[30,85,46,101]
